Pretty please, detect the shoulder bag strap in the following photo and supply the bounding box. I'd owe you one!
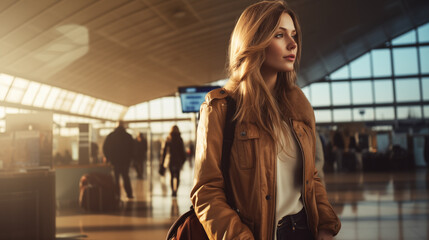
[221,96,237,210]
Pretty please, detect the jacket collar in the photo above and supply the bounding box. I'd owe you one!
[222,85,315,129]
[283,85,315,129]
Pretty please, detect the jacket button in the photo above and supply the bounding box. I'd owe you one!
[265,195,271,200]
[298,133,302,137]
[220,90,225,94]
[306,180,309,184]
[240,131,247,136]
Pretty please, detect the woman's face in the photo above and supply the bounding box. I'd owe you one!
[261,12,298,73]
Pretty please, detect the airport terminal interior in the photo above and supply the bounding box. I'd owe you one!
[0,0,429,239]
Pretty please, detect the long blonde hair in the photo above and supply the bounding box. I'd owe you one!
[225,0,302,148]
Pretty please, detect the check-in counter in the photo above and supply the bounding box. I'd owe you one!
[0,169,55,240]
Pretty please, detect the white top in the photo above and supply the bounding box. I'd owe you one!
[275,124,303,232]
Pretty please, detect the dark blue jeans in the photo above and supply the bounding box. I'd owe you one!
[276,208,314,240]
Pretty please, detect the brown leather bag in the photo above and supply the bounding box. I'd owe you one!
[166,96,237,240]
[166,207,208,240]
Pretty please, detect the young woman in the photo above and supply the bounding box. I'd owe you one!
[191,1,341,239]
[160,125,186,197]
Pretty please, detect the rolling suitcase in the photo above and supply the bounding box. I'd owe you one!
[79,172,119,211]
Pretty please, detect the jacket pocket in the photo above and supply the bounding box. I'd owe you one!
[239,213,255,233]
[235,123,259,170]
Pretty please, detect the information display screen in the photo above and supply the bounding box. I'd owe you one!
[178,86,220,113]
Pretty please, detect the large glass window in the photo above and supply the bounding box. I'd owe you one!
[44,87,60,109]
[418,23,429,43]
[149,99,162,119]
[332,82,350,105]
[0,107,5,119]
[352,81,373,104]
[136,102,149,120]
[314,110,332,123]
[129,122,149,130]
[6,78,29,103]
[162,97,176,119]
[124,94,194,124]
[397,106,422,119]
[333,109,352,122]
[393,47,418,76]
[61,92,76,111]
[330,65,349,80]
[70,94,83,113]
[78,96,91,115]
[353,108,374,121]
[150,122,165,135]
[375,107,395,120]
[0,72,126,121]
[33,85,51,107]
[0,74,13,101]
[423,78,429,101]
[83,98,96,116]
[395,78,420,102]
[53,90,67,110]
[91,100,104,117]
[392,30,416,45]
[177,121,192,137]
[419,46,429,74]
[123,102,150,121]
[310,83,331,106]
[302,87,310,102]
[424,106,429,118]
[374,80,394,103]
[96,101,109,118]
[350,53,371,78]
[123,106,136,120]
[371,49,392,77]
[106,104,123,120]
[6,107,21,114]
[22,82,41,106]
[301,22,428,123]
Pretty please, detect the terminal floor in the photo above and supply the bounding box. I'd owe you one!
[56,164,429,240]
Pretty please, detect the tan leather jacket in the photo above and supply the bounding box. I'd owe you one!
[191,87,341,240]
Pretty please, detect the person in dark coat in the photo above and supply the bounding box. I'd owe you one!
[333,130,345,171]
[103,121,134,199]
[133,132,148,179]
[160,125,186,197]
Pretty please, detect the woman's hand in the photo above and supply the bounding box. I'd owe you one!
[317,230,334,240]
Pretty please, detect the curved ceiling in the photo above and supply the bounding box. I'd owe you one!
[0,0,428,106]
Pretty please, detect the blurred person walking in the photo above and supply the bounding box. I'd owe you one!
[160,125,186,197]
[133,132,148,179]
[103,121,135,199]
[333,130,344,171]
